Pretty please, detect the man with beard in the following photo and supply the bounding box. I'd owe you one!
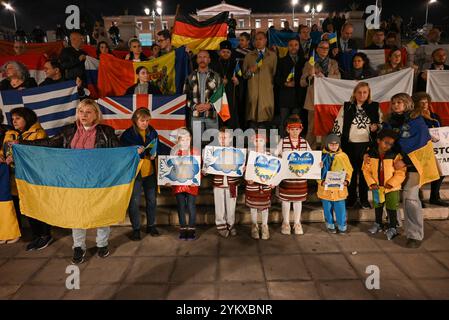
[210,40,241,129]
[417,48,449,92]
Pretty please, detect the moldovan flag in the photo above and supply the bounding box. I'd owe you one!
[389,117,439,187]
[313,68,414,136]
[172,12,228,50]
[12,145,141,229]
[427,70,449,126]
[0,163,21,241]
[210,84,230,122]
[97,48,190,97]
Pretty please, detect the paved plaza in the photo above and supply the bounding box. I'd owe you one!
[1,221,449,300]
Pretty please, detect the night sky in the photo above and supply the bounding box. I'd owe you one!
[1,0,448,31]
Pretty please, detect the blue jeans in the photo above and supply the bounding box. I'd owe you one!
[322,200,347,231]
[129,174,157,231]
[176,193,196,228]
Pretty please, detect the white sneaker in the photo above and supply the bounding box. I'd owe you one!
[261,224,270,240]
[293,223,304,235]
[251,224,260,239]
[281,223,291,235]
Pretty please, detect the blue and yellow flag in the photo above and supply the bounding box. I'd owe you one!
[233,61,242,77]
[407,37,425,49]
[12,145,141,229]
[394,117,440,187]
[308,50,316,66]
[328,32,338,44]
[0,163,21,241]
[256,51,264,68]
[286,66,295,82]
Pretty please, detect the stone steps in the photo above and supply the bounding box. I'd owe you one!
[120,176,449,226]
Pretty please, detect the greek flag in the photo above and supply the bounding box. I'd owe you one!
[0,81,79,136]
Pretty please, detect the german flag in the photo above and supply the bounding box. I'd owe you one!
[172,11,229,50]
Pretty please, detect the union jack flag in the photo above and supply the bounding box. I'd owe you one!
[97,94,187,155]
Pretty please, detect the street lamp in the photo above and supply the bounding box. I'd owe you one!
[2,2,17,31]
[304,3,323,26]
[156,1,163,30]
[425,0,437,26]
[144,7,150,16]
[291,0,299,27]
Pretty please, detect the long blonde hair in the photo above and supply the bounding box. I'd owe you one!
[350,82,372,104]
[76,99,103,125]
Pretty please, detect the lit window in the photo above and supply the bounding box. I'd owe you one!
[293,19,299,27]
[268,19,274,27]
[255,19,261,28]
[238,19,245,28]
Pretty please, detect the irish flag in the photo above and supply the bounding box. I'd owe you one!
[313,68,414,136]
[210,84,230,122]
[427,70,449,126]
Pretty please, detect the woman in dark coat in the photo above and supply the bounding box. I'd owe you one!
[125,66,162,96]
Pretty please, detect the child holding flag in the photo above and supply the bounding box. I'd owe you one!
[275,115,310,235]
[120,108,160,241]
[318,134,353,234]
[380,93,440,248]
[245,130,275,240]
[363,129,406,240]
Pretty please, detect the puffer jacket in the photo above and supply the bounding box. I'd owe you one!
[317,148,353,201]
[362,148,406,193]
[22,122,119,149]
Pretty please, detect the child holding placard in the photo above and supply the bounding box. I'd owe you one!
[318,134,353,234]
[363,129,406,240]
[245,131,274,240]
[203,126,242,238]
[169,128,200,241]
[275,115,311,235]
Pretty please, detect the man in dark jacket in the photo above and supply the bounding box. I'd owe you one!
[365,29,385,49]
[417,48,449,92]
[275,38,306,137]
[331,23,358,59]
[59,30,87,83]
[210,40,241,129]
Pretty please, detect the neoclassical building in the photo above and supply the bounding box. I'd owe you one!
[103,1,328,45]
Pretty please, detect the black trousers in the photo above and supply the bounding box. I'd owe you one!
[344,142,370,203]
[430,176,445,200]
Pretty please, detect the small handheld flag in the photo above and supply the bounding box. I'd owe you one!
[233,62,242,77]
[210,84,231,122]
[286,66,295,82]
[407,37,425,49]
[328,32,337,44]
[308,50,316,66]
[256,51,264,68]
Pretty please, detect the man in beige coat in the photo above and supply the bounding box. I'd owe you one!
[300,40,340,149]
[243,32,277,128]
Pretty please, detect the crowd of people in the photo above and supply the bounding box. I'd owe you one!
[1,19,449,265]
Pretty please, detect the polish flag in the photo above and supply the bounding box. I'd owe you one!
[313,68,414,136]
[427,70,449,126]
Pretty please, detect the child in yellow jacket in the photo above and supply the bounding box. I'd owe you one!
[318,134,353,234]
[363,129,406,240]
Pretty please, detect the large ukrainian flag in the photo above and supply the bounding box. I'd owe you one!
[0,163,21,241]
[397,117,440,187]
[12,145,141,229]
